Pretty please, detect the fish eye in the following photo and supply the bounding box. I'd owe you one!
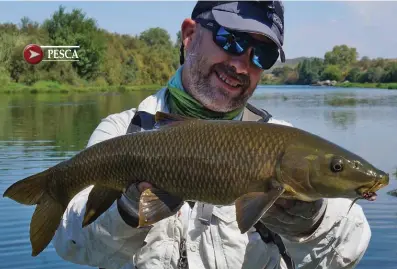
[330,158,344,173]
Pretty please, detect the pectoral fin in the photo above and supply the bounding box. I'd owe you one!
[82,186,122,227]
[138,188,184,227]
[235,187,285,234]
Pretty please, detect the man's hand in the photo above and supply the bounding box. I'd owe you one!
[260,198,327,238]
[117,182,153,227]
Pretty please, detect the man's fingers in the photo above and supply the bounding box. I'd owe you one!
[137,182,153,193]
[274,198,295,208]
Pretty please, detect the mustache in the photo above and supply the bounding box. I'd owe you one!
[212,63,251,89]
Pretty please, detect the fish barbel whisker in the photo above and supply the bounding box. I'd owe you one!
[347,197,362,214]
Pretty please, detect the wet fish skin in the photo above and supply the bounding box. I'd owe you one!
[2,112,389,257]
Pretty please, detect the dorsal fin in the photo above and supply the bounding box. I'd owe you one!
[154,111,195,127]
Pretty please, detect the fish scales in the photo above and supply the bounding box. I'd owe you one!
[118,120,293,203]
[45,121,269,205]
[3,111,389,257]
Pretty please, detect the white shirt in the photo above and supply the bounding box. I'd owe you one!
[52,87,371,269]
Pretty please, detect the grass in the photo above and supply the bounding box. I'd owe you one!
[0,81,162,94]
[335,82,397,90]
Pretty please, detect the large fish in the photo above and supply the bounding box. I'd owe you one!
[3,112,389,257]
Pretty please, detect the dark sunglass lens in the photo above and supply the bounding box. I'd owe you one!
[252,54,263,69]
[252,47,279,70]
[215,28,249,55]
[214,26,279,70]
[215,27,231,44]
[231,42,245,54]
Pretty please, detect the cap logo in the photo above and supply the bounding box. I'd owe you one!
[271,13,283,34]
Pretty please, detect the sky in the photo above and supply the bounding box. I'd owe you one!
[0,1,396,60]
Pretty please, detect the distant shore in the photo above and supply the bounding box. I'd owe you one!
[0,81,162,94]
[261,81,397,90]
[334,82,397,90]
[1,80,396,94]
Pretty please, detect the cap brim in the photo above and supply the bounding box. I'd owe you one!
[212,10,285,63]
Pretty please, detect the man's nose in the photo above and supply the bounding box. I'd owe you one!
[228,47,253,74]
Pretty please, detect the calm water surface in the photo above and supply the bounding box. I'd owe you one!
[0,85,396,268]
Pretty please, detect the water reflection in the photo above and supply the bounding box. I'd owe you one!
[0,91,156,152]
[323,110,357,130]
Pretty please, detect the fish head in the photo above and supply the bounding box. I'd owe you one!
[278,132,389,201]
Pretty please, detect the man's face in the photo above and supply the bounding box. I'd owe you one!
[181,19,271,113]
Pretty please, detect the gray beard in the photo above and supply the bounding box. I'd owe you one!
[184,52,253,113]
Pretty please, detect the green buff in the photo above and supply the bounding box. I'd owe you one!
[166,67,244,120]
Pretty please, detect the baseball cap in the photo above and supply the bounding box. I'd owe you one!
[191,1,285,62]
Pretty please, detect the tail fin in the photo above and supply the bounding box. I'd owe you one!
[3,169,50,205]
[3,170,65,256]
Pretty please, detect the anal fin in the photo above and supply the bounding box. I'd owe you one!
[138,188,184,227]
[235,186,285,234]
[82,185,122,227]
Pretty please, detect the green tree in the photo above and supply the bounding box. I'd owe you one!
[345,67,360,82]
[383,62,397,82]
[359,56,371,69]
[321,65,343,81]
[139,27,173,48]
[365,67,385,83]
[297,58,324,84]
[324,45,358,67]
[42,6,106,80]
[271,66,295,83]
[19,17,39,33]
[372,58,387,69]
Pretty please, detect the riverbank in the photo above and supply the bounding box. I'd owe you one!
[261,81,397,90]
[335,82,397,90]
[0,81,162,94]
[2,80,397,94]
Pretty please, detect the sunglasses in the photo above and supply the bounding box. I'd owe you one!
[195,18,280,70]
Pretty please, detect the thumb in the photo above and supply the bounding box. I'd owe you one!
[137,182,153,193]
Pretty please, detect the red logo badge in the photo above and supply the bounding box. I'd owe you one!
[23,44,44,64]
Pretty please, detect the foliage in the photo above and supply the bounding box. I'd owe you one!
[0,6,180,90]
[1,6,397,91]
[264,43,397,86]
[321,65,343,81]
[324,45,357,67]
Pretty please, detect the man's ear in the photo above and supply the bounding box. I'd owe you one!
[181,18,197,49]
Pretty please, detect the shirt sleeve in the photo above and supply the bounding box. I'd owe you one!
[52,109,152,269]
[282,198,371,268]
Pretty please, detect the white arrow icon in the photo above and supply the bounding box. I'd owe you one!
[29,50,40,59]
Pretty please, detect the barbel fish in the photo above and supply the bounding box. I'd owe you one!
[3,112,389,257]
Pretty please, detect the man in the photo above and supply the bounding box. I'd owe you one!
[52,1,371,269]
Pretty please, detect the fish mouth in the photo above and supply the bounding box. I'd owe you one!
[356,174,389,201]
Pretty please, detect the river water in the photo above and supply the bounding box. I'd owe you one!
[0,85,396,268]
